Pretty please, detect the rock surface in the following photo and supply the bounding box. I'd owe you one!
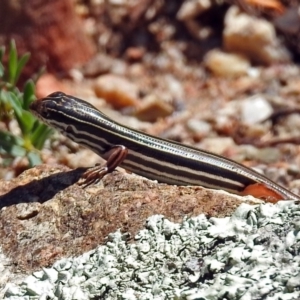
[3,198,300,299]
[0,164,261,294]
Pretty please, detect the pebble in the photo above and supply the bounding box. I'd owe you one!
[240,95,273,125]
[280,114,300,136]
[164,75,184,100]
[230,144,258,162]
[237,145,280,164]
[186,119,212,136]
[204,49,250,77]
[134,94,173,122]
[282,78,300,95]
[223,6,290,64]
[177,0,212,20]
[66,149,101,169]
[198,137,235,155]
[16,203,41,220]
[81,54,114,77]
[125,47,145,61]
[255,148,281,164]
[35,73,70,99]
[93,74,140,109]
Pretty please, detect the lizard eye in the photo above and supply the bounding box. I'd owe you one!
[40,105,51,118]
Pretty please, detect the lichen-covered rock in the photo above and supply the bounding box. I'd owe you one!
[4,201,300,299]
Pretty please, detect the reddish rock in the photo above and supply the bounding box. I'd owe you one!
[0,164,260,275]
[35,73,70,99]
[0,0,96,82]
[93,74,140,109]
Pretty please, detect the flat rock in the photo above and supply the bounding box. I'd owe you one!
[0,164,261,289]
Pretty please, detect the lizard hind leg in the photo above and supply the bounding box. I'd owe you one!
[79,145,128,187]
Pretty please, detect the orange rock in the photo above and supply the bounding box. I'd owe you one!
[0,0,95,84]
[93,74,140,109]
[243,0,285,15]
[126,47,145,61]
[35,74,70,99]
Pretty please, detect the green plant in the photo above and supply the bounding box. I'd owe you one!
[0,40,53,168]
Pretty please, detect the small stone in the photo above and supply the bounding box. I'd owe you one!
[36,73,70,99]
[177,0,212,20]
[81,54,114,77]
[164,75,184,100]
[134,94,173,122]
[256,148,280,164]
[224,6,290,64]
[93,74,140,109]
[204,49,250,77]
[282,78,300,95]
[235,145,260,162]
[16,203,40,220]
[282,114,300,136]
[236,145,280,164]
[187,119,212,136]
[126,47,145,61]
[240,96,273,125]
[198,137,235,155]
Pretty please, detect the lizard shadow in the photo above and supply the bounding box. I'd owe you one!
[0,168,87,209]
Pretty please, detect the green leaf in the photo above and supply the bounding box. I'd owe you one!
[8,40,17,86]
[0,46,5,62]
[31,123,53,150]
[15,53,30,86]
[0,62,4,78]
[0,131,26,157]
[7,92,22,118]
[23,79,36,110]
[27,151,42,167]
[0,130,23,145]
[0,89,9,106]
[7,144,27,157]
[0,40,51,170]
[17,110,36,135]
[6,92,35,135]
[0,90,18,120]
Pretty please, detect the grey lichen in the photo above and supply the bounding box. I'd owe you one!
[4,201,300,299]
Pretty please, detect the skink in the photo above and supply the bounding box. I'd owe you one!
[29,92,300,201]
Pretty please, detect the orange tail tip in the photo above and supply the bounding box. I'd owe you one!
[241,183,283,203]
[243,0,285,14]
